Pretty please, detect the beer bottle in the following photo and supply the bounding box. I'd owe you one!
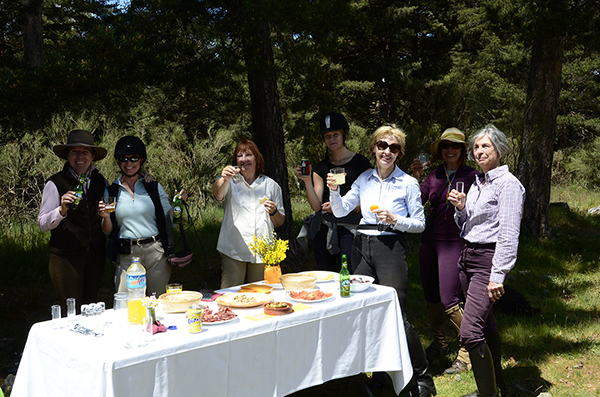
[339,254,351,297]
[173,192,183,224]
[70,172,86,210]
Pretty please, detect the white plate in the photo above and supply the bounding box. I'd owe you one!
[286,289,335,303]
[298,271,338,283]
[202,315,239,326]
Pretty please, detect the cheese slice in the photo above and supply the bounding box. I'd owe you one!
[239,284,274,294]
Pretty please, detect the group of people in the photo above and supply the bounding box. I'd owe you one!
[39,114,525,397]
[38,131,186,315]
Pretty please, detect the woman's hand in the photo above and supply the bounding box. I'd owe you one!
[410,158,429,180]
[488,282,505,302]
[59,191,76,216]
[448,189,466,210]
[321,201,332,213]
[221,165,238,181]
[97,200,111,219]
[262,199,278,215]
[176,189,188,202]
[372,208,398,225]
[325,173,338,191]
[140,171,154,182]
[295,164,312,183]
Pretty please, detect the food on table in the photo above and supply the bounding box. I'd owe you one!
[259,196,269,204]
[239,284,274,294]
[264,302,291,309]
[370,205,379,211]
[289,290,333,301]
[233,294,257,305]
[351,277,366,283]
[216,292,272,308]
[263,301,293,316]
[202,306,237,323]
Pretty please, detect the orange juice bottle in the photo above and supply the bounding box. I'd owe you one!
[126,257,147,324]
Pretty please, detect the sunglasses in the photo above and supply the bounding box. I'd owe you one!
[376,140,401,154]
[117,156,141,163]
[440,142,464,150]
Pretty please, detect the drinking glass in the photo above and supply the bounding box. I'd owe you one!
[102,197,117,213]
[113,292,128,322]
[418,153,428,170]
[66,298,76,323]
[166,283,183,293]
[51,305,62,329]
[456,181,464,193]
[330,167,346,185]
[232,166,241,183]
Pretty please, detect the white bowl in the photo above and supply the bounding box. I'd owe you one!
[349,275,374,292]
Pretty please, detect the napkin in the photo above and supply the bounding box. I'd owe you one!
[147,320,167,334]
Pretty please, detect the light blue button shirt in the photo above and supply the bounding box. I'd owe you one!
[330,166,425,235]
[106,176,172,240]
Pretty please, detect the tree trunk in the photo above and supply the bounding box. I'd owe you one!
[239,1,304,270]
[22,0,43,131]
[517,14,566,236]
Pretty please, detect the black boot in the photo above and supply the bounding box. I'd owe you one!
[461,342,498,397]
[486,333,510,396]
[405,322,437,396]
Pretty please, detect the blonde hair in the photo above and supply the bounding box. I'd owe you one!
[369,124,406,160]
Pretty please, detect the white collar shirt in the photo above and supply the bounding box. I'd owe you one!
[330,166,425,235]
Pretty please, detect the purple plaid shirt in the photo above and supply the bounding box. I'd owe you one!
[454,165,525,284]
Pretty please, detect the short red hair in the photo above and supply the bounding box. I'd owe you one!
[232,139,265,177]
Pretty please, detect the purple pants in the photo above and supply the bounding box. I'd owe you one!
[419,237,463,310]
[458,243,498,350]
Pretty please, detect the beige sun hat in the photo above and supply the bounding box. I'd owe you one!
[430,128,467,160]
[53,129,107,160]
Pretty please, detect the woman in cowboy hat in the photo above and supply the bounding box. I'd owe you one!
[38,129,108,314]
[411,128,479,375]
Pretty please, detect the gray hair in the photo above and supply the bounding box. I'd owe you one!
[467,124,511,161]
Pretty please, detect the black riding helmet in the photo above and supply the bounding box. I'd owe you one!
[114,136,146,174]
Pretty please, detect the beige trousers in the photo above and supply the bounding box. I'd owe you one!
[220,253,264,289]
[115,240,172,296]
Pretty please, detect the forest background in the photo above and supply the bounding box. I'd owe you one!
[1,0,600,396]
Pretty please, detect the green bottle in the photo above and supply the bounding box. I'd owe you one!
[173,192,183,224]
[340,254,351,297]
[70,172,86,210]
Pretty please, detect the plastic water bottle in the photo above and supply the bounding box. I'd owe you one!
[126,256,147,324]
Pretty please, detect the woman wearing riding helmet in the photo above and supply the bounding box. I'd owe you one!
[98,136,186,296]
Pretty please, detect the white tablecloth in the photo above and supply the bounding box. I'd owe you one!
[12,284,413,397]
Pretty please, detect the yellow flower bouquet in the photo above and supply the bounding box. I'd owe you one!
[248,231,289,283]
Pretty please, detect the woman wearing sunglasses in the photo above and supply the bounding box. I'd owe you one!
[99,136,186,296]
[410,128,479,375]
[328,125,436,397]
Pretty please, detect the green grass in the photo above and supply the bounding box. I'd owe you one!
[1,187,600,396]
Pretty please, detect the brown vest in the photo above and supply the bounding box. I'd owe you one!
[48,163,106,255]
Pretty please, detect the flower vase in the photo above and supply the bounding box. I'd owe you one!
[145,307,157,337]
[264,265,282,284]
